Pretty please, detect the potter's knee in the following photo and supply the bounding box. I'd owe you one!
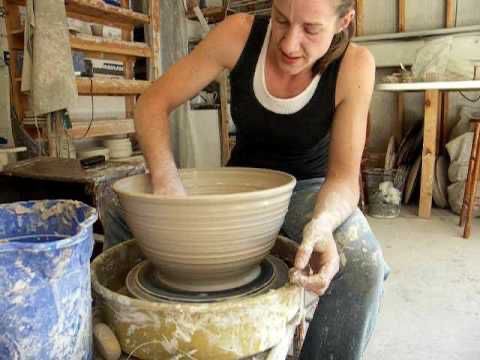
[342,248,385,293]
[103,197,123,224]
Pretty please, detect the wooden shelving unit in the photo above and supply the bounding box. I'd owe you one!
[75,77,151,95]
[4,0,160,157]
[67,118,135,139]
[186,6,225,23]
[7,0,150,28]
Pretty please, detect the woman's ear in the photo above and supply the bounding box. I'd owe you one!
[337,9,355,33]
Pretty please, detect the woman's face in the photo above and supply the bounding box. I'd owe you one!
[270,0,350,75]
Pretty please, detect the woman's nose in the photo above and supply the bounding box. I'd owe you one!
[280,27,302,55]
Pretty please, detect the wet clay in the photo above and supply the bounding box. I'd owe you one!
[113,168,296,292]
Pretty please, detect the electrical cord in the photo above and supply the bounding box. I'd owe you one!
[456,58,480,103]
[79,77,95,138]
[458,91,480,103]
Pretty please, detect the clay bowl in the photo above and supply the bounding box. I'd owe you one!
[113,168,296,292]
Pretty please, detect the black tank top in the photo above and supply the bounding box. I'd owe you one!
[227,16,345,180]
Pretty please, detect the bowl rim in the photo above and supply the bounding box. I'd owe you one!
[113,167,297,202]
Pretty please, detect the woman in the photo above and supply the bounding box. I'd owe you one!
[105,0,389,358]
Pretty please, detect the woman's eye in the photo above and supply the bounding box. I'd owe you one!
[276,17,288,25]
[305,27,321,35]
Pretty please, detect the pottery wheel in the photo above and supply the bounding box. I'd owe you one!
[126,255,289,303]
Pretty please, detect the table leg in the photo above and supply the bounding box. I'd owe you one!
[419,90,440,218]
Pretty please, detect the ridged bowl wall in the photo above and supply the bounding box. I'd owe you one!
[113,168,296,292]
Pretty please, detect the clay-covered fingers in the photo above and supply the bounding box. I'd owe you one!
[294,220,332,270]
[294,240,315,271]
[291,256,340,295]
[152,178,187,196]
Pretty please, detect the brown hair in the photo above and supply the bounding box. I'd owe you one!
[313,0,356,74]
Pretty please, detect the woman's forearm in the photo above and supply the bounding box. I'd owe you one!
[134,93,185,194]
[311,177,360,233]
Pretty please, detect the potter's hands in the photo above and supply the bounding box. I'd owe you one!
[151,173,187,196]
[289,219,340,296]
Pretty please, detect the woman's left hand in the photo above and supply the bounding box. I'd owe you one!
[290,219,340,296]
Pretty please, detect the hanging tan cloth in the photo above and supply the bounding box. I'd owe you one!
[21,0,77,115]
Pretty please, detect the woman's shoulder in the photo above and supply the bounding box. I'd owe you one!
[334,43,376,104]
[336,43,375,99]
[341,43,375,74]
[221,13,254,32]
[214,13,255,70]
[219,14,255,47]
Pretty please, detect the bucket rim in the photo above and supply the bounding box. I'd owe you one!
[0,199,98,252]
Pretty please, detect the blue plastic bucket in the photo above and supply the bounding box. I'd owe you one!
[0,200,97,359]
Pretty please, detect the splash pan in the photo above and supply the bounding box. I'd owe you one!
[126,255,288,303]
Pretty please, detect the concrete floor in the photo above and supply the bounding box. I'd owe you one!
[365,207,480,360]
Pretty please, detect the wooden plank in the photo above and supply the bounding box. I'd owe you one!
[46,111,72,158]
[147,0,161,80]
[396,0,405,147]
[121,0,135,119]
[446,0,456,28]
[70,34,151,58]
[218,71,230,165]
[67,118,135,139]
[394,93,404,144]
[463,123,480,238]
[440,92,449,152]
[76,77,150,95]
[6,0,149,28]
[437,92,443,154]
[397,0,406,165]
[377,80,480,92]
[186,6,225,23]
[3,2,24,123]
[419,90,440,218]
[46,113,58,157]
[398,0,406,32]
[1,156,145,183]
[354,25,480,42]
[72,50,131,63]
[355,0,364,36]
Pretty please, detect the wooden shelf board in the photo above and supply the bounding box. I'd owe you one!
[354,25,480,43]
[376,80,480,92]
[11,30,151,58]
[71,34,151,58]
[6,0,149,27]
[67,118,135,139]
[10,28,24,35]
[76,77,150,95]
[187,6,225,23]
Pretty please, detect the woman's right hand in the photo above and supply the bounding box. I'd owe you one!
[152,174,187,196]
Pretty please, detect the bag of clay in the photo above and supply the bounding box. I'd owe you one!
[446,132,473,182]
[449,106,480,141]
[445,34,480,81]
[412,37,452,81]
[448,181,480,217]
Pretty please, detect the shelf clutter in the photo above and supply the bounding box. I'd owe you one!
[3,0,160,159]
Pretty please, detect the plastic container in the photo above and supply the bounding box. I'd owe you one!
[364,168,403,218]
[0,200,97,359]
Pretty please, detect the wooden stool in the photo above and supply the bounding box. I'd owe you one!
[459,116,480,239]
